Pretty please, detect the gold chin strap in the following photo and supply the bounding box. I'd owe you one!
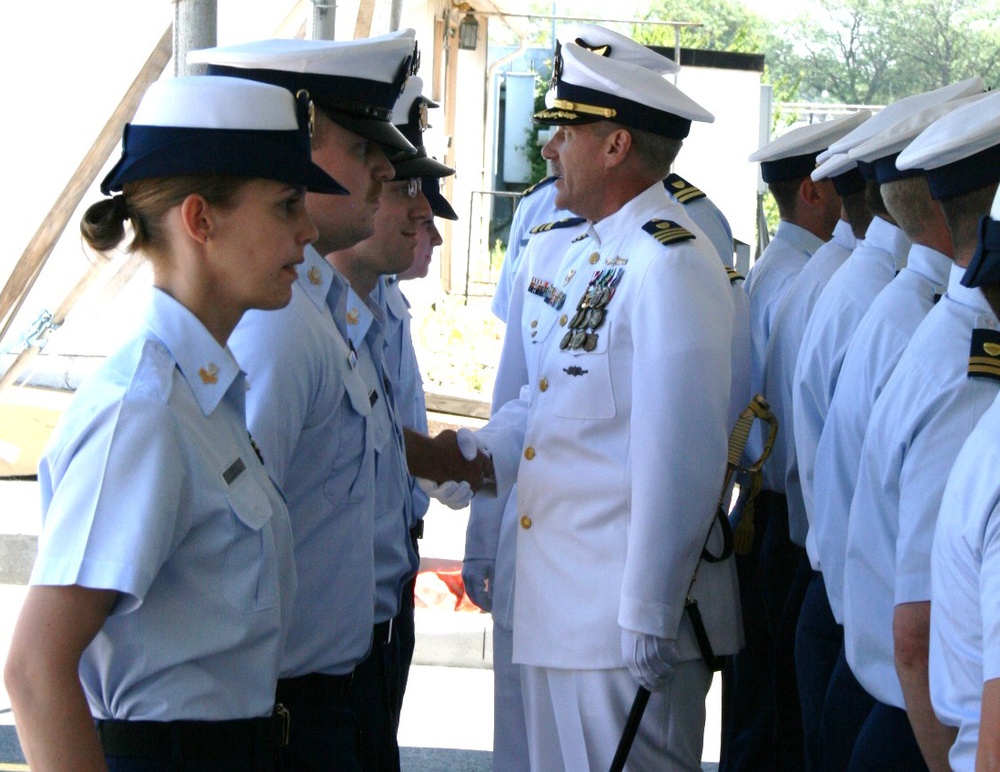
[550,98,617,119]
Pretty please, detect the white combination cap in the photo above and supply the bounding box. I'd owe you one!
[101,76,346,196]
[825,77,985,163]
[390,76,454,179]
[750,110,870,183]
[849,92,991,184]
[896,88,1000,200]
[557,23,680,75]
[533,41,713,139]
[187,31,419,151]
[810,152,866,196]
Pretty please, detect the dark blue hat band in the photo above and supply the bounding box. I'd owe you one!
[422,177,458,220]
[926,143,1000,201]
[856,160,877,181]
[535,80,692,139]
[873,153,923,185]
[832,166,866,196]
[205,63,407,121]
[100,124,347,195]
[760,152,820,184]
[961,215,1000,288]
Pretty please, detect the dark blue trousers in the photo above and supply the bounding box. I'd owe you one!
[795,573,843,772]
[349,622,403,772]
[276,673,361,772]
[818,648,875,772]
[760,492,808,771]
[850,702,928,771]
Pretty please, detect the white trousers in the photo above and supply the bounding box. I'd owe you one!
[521,660,711,771]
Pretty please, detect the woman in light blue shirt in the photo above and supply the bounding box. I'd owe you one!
[3,75,344,771]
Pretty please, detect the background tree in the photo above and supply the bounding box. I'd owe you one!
[792,0,1000,104]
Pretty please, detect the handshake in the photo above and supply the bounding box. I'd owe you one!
[405,427,495,509]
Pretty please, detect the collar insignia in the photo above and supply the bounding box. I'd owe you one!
[198,363,219,385]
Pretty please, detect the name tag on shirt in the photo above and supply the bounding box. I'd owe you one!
[222,457,246,486]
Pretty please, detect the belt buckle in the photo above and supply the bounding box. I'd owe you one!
[274,703,291,748]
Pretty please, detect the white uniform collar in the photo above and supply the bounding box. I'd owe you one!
[904,244,951,290]
[297,245,335,314]
[774,219,825,256]
[144,288,241,416]
[344,284,385,350]
[831,218,857,251]
[945,262,996,320]
[382,275,410,320]
[863,216,911,270]
[588,181,672,247]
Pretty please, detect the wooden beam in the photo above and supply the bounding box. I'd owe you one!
[0,24,174,344]
[353,0,376,39]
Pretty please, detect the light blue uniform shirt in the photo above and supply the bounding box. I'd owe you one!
[230,247,375,677]
[844,264,999,708]
[34,289,296,721]
[754,219,856,500]
[346,280,417,623]
[931,393,1000,772]
[382,276,430,524]
[792,216,910,547]
[745,221,824,421]
[813,244,949,621]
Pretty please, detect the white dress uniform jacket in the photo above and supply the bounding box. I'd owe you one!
[476,182,740,669]
[756,219,856,522]
[493,175,736,323]
[812,244,950,622]
[34,289,296,720]
[843,264,1000,708]
[792,216,910,549]
[930,393,1000,772]
[230,246,376,677]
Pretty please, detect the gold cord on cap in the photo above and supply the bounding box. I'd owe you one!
[551,98,617,119]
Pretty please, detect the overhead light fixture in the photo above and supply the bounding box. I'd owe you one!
[458,11,479,50]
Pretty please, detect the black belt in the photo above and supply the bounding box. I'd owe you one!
[97,706,289,761]
[277,671,354,704]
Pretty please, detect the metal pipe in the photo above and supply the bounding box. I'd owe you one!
[174,0,216,76]
[310,0,337,40]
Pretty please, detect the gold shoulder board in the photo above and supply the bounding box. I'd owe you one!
[529,216,586,234]
[641,218,696,246]
[664,173,707,204]
[968,328,1000,382]
[521,175,559,198]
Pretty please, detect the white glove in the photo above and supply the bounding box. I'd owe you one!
[456,427,484,461]
[456,427,496,497]
[462,558,494,612]
[416,477,473,510]
[621,629,678,692]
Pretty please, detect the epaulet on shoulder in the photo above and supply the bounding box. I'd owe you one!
[726,267,745,284]
[529,216,586,235]
[969,328,1000,381]
[521,175,559,198]
[641,219,696,247]
[664,173,707,204]
[128,339,177,402]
